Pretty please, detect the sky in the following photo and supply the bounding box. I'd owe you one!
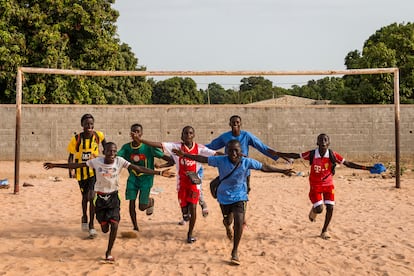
[112,0,413,89]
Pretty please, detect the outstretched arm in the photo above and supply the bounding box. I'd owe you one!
[267,148,301,159]
[131,132,163,148]
[343,160,373,171]
[128,164,175,178]
[172,148,208,163]
[67,153,75,178]
[261,164,295,176]
[156,155,175,169]
[44,162,87,170]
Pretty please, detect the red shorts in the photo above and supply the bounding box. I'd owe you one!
[309,185,335,206]
[178,183,200,207]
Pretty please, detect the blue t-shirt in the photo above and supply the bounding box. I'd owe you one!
[205,130,279,161]
[208,155,262,205]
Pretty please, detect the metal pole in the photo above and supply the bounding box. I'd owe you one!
[14,68,22,194]
[393,69,400,188]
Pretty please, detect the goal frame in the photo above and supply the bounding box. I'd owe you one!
[14,67,401,193]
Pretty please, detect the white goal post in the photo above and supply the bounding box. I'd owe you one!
[14,67,401,193]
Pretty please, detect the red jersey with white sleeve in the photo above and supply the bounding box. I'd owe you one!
[301,149,344,187]
[162,142,216,207]
[162,142,216,189]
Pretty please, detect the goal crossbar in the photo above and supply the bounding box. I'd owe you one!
[14,67,401,193]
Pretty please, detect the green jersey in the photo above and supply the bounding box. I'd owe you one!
[117,142,164,177]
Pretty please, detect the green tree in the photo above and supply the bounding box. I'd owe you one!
[239,76,273,103]
[204,82,227,104]
[0,0,149,104]
[344,22,414,103]
[152,77,204,104]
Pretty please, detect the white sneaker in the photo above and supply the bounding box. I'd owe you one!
[81,223,89,232]
[88,228,97,239]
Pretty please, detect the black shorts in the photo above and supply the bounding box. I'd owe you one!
[220,201,246,217]
[78,176,96,196]
[94,191,121,224]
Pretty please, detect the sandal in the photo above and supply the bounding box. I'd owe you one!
[101,255,115,264]
[231,254,241,265]
[187,236,197,243]
[320,231,331,240]
[202,207,209,217]
[146,198,155,216]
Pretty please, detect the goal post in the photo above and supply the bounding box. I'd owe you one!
[14,67,401,193]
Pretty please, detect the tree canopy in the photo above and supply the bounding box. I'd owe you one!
[1,3,413,105]
[0,0,148,104]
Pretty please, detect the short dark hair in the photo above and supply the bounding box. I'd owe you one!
[227,139,240,148]
[104,141,117,150]
[131,123,143,131]
[182,125,194,134]
[80,114,94,125]
[229,115,241,122]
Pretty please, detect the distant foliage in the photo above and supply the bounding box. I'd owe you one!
[1,4,412,106]
[0,0,149,104]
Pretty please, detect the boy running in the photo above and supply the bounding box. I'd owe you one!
[269,133,382,239]
[117,123,172,231]
[44,142,175,262]
[136,126,218,243]
[67,113,106,238]
[173,139,293,265]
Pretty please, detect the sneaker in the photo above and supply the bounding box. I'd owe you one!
[178,219,186,225]
[88,228,97,239]
[82,223,89,232]
[308,207,317,222]
[146,198,154,216]
[183,213,191,221]
[201,204,209,217]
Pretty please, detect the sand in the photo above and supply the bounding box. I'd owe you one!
[0,160,413,275]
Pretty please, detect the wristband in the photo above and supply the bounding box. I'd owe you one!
[159,171,162,176]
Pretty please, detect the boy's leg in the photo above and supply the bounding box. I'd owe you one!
[126,177,140,230]
[308,187,323,222]
[187,202,197,243]
[220,204,234,240]
[129,200,139,231]
[231,201,246,265]
[87,189,96,231]
[79,180,89,231]
[320,188,335,239]
[186,188,200,243]
[106,220,119,260]
[321,204,333,239]
[103,192,121,260]
[198,185,209,217]
[136,179,154,216]
[87,189,97,238]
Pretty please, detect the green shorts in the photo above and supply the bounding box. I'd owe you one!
[125,175,154,204]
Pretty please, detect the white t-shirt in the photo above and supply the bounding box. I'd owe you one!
[87,156,130,193]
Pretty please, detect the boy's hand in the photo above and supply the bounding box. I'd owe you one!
[283,169,295,176]
[43,163,54,170]
[160,169,175,178]
[172,148,184,157]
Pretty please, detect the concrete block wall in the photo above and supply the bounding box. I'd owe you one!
[0,104,413,163]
